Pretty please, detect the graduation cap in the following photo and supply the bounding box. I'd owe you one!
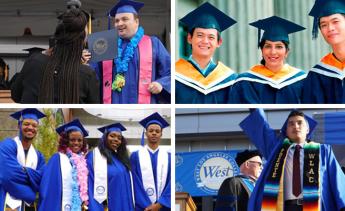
[23,47,46,57]
[98,123,127,134]
[235,149,262,167]
[309,0,345,39]
[56,119,89,137]
[109,0,144,17]
[10,108,45,122]
[139,112,170,146]
[179,2,237,33]
[249,16,305,47]
[87,28,118,62]
[280,110,318,140]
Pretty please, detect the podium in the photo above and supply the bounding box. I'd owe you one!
[175,192,197,211]
[0,90,14,103]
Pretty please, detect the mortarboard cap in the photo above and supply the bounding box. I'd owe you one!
[88,29,118,62]
[309,0,345,39]
[109,0,144,17]
[280,110,318,140]
[139,112,170,129]
[98,123,126,134]
[179,2,237,33]
[23,47,46,56]
[235,149,262,167]
[56,119,89,137]
[10,108,45,122]
[249,16,305,47]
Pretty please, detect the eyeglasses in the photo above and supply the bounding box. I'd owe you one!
[248,161,263,167]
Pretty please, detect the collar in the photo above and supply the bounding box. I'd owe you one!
[188,55,216,76]
[145,145,160,154]
[321,53,345,70]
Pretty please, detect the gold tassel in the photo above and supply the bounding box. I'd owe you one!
[88,13,92,34]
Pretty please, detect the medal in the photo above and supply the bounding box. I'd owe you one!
[112,74,125,92]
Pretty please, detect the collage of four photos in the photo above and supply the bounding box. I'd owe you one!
[0,0,345,210]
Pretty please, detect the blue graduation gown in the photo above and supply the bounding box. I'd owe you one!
[86,150,134,211]
[240,109,345,211]
[229,64,306,104]
[92,36,171,104]
[302,53,345,104]
[130,149,171,211]
[175,59,237,104]
[38,153,64,211]
[0,138,45,209]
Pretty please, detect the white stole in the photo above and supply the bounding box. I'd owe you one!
[93,147,108,204]
[59,153,73,211]
[93,147,135,207]
[5,137,38,210]
[138,146,168,203]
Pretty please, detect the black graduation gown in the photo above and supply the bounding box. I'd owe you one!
[11,53,100,104]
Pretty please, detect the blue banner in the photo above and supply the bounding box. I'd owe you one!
[175,150,240,197]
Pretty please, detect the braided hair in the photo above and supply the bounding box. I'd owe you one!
[38,6,87,103]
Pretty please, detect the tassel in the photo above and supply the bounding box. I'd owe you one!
[141,130,145,146]
[257,28,261,48]
[88,13,92,34]
[107,13,111,30]
[312,17,318,40]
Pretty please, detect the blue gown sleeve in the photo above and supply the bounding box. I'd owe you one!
[0,139,36,203]
[157,153,171,209]
[130,152,151,210]
[324,145,345,209]
[25,151,45,192]
[152,37,171,103]
[38,153,61,211]
[239,109,279,159]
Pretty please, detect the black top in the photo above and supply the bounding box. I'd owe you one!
[215,175,253,211]
[11,53,100,104]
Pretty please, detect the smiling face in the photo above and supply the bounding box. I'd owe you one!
[114,13,139,39]
[20,119,38,141]
[286,115,309,144]
[106,131,122,151]
[188,27,222,61]
[320,14,345,47]
[68,131,83,153]
[261,40,289,71]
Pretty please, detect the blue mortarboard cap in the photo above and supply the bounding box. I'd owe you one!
[139,112,170,129]
[309,0,345,39]
[109,0,144,17]
[10,108,46,122]
[280,110,318,140]
[139,112,169,146]
[249,16,305,47]
[98,123,126,134]
[179,2,237,33]
[56,119,89,137]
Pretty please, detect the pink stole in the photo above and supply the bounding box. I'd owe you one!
[138,35,152,104]
[101,35,153,104]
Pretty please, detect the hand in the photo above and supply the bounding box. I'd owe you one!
[148,82,163,94]
[144,203,162,211]
[81,49,91,64]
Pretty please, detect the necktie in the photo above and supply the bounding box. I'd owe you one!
[293,145,302,197]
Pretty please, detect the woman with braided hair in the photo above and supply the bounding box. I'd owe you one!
[11,6,99,104]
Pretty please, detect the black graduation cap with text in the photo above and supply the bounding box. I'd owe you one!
[249,16,305,47]
[179,2,237,33]
[309,0,345,39]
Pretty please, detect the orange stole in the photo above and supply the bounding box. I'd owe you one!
[250,64,298,82]
[321,53,345,70]
[175,59,233,87]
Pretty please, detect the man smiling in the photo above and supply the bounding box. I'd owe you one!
[175,2,237,104]
[303,0,345,103]
[0,109,46,211]
[93,0,171,104]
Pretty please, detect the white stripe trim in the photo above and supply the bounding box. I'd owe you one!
[176,74,236,95]
[309,62,345,80]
